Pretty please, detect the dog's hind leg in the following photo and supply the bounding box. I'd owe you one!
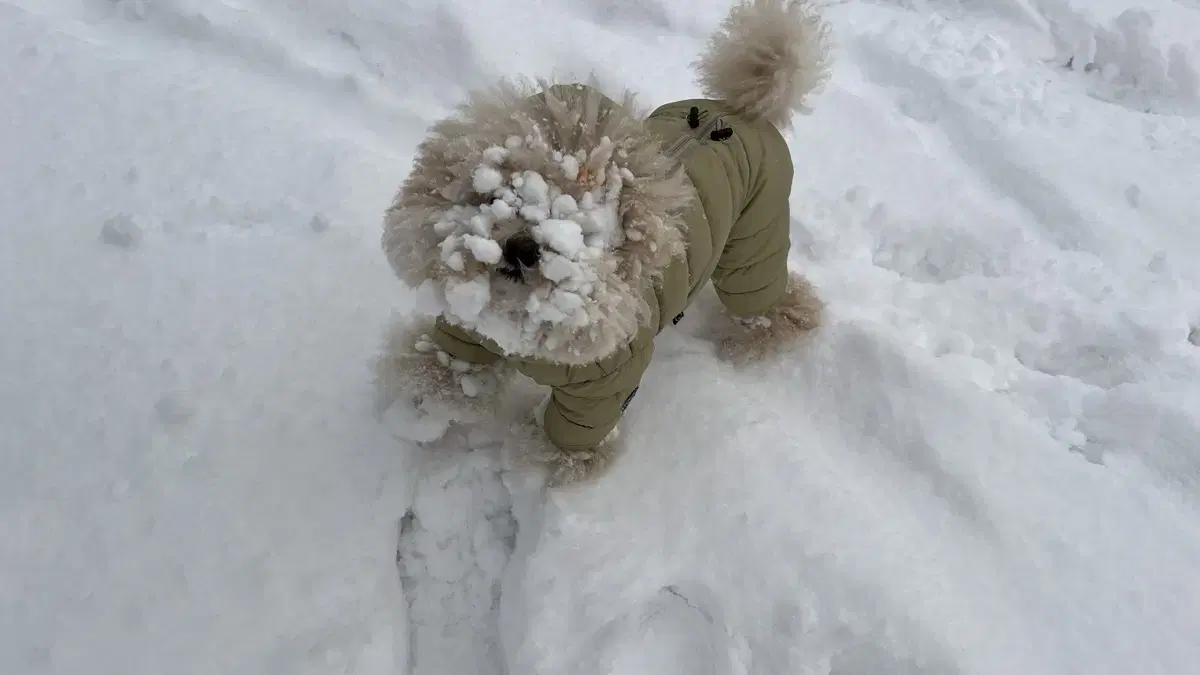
[709,129,823,363]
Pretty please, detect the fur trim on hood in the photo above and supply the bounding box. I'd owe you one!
[383,79,694,365]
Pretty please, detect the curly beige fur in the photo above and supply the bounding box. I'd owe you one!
[720,271,824,363]
[694,0,834,129]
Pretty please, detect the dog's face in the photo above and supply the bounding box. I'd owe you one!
[384,80,693,365]
[429,143,629,344]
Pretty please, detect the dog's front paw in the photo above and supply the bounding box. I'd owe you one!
[411,333,504,400]
[373,320,509,440]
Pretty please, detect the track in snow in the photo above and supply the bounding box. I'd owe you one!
[395,428,517,675]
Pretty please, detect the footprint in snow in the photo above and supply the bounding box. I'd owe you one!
[396,440,515,675]
[154,392,195,426]
[1125,184,1141,208]
[600,585,740,675]
[101,213,144,249]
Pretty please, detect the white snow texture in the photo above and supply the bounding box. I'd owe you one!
[2,0,1199,675]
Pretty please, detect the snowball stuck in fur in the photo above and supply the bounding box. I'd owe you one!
[519,171,549,202]
[445,277,490,321]
[527,296,568,324]
[560,153,581,180]
[551,194,579,218]
[439,235,462,267]
[482,146,508,165]
[540,253,581,282]
[468,214,492,237]
[489,199,515,220]
[517,171,551,222]
[473,166,504,193]
[534,220,586,258]
[463,235,502,264]
[580,199,620,238]
[551,290,584,313]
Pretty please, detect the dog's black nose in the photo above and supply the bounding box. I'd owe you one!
[502,234,540,268]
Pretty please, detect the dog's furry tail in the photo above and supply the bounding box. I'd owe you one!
[694,0,833,129]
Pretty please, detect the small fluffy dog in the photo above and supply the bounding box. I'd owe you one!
[377,0,832,485]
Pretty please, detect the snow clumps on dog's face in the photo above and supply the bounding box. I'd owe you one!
[383,80,694,365]
[422,129,657,360]
[428,133,646,359]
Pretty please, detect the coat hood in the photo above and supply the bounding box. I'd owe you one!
[383,79,694,365]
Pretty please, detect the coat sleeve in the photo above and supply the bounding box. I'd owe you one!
[514,329,654,452]
[429,316,504,365]
[710,140,794,317]
[431,315,651,451]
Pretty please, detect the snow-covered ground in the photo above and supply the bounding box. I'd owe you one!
[3,0,1200,674]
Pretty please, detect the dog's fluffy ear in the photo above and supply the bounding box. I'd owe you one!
[693,0,834,129]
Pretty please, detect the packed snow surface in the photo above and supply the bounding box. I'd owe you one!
[2,1,1199,674]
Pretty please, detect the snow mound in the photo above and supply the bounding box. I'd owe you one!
[1050,5,1200,113]
[486,317,1200,675]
